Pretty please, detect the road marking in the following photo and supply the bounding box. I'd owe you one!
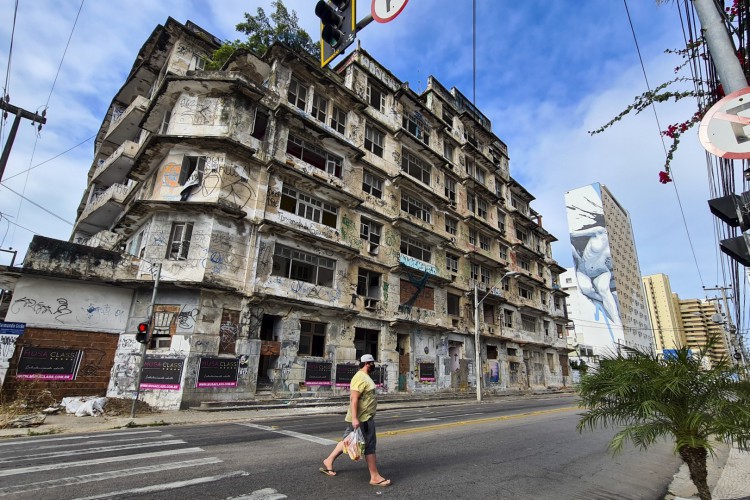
[0,429,163,446]
[0,447,204,477]
[405,418,441,422]
[12,435,173,452]
[74,470,249,499]
[0,439,187,463]
[0,457,223,495]
[381,406,579,437]
[239,423,337,446]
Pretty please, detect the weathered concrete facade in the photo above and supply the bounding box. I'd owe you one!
[1,18,571,409]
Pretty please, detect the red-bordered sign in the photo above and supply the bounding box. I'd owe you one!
[372,0,408,23]
[699,86,750,159]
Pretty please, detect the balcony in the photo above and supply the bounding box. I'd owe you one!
[76,183,135,236]
[91,140,139,187]
[103,95,149,146]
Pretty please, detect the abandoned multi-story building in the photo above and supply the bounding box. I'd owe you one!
[0,18,570,409]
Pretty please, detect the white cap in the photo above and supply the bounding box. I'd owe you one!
[361,354,375,363]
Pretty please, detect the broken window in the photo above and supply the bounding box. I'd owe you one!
[365,123,385,157]
[286,134,343,178]
[280,185,338,228]
[299,321,326,357]
[179,156,206,186]
[360,217,382,254]
[355,328,379,360]
[272,244,335,287]
[166,222,193,260]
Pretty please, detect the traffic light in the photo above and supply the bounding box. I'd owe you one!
[136,321,151,344]
[315,0,356,68]
[708,192,750,266]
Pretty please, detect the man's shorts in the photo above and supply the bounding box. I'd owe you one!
[343,418,377,455]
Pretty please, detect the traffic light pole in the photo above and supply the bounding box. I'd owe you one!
[130,263,161,418]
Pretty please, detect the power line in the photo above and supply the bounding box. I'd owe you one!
[0,0,19,142]
[622,0,705,289]
[1,134,93,181]
[0,182,73,226]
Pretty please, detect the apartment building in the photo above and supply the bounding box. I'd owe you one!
[642,273,685,354]
[676,297,729,366]
[563,183,653,362]
[1,18,570,409]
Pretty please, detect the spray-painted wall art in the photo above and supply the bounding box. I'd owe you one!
[565,183,625,353]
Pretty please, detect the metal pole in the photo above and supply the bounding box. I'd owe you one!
[130,263,161,418]
[717,287,746,366]
[693,0,748,93]
[474,282,482,402]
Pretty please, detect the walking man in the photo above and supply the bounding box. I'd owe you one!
[320,354,391,487]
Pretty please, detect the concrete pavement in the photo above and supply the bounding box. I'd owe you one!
[1,391,748,500]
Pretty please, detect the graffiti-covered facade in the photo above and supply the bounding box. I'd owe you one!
[1,18,570,409]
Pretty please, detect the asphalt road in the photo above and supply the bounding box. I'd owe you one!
[0,395,682,499]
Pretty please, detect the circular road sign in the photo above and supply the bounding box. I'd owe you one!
[372,0,409,23]
[699,86,750,159]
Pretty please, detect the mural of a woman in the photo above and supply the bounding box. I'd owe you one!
[571,223,621,325]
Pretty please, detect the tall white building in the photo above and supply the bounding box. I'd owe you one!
[563,183,653,361]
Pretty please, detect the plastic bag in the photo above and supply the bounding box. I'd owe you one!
[342,427,365,461]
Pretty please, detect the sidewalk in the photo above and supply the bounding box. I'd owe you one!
[1,390,748,500]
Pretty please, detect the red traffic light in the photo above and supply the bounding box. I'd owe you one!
[136,321,150,344]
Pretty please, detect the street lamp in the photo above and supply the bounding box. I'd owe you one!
[475,270,518,402]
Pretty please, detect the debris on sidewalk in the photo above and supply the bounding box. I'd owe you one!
[61,396,108,417]
[7,413,46,428]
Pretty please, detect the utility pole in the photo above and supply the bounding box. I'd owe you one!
[693,0,748,94]
[130,263,161,418]
[704,286,746,366]
[0,100,47,182]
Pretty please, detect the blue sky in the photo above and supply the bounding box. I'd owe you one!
[0,0,730,302]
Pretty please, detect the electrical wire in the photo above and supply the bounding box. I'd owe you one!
[1,134,93,182]
[622,0,705,288]
[0,182,73,226]
[1,0,20,142]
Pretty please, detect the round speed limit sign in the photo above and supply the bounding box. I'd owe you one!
[372,0,409,23]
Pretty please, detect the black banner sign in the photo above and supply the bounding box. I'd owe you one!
[196,357,239,388]
[419,362,435,382]
[141,356,184,390]
[305,361,332,386]
[335,363,358,387]
[16,347,82,381]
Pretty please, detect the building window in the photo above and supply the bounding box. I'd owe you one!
[519,257,531,272]
[355,328,379,360]
[469,228,477,246]
[280,186,338,228]
[362,171,384,198]
[516,227,528,245]
[447,293,460,316]
[365,123,385,157]
[495,178,503,198]
[357,269,382,306]
[159,110,171,135]
[543,320,550,335]
[554,296,561,310]
[360,217,382,253]
[367,79,386,112]
[299,321,326,356]
[444,141,454,162]
[252,109,269,140]
[521,314,536,332]
[445,177,457,204]
[445,216,458,236]
[497,209,506,233]
[511,195,528,214]
[479,234,491,251]
[518,283,534,300]
[465,159,485,184]
[127,230,144,258]
[287,134,343,178]
[547,352,555,369]
[442,107,454,129]
[401,193,432,223]
[401,236,431,262]
[272,244,335,286]
[477,199,488,219]
[166,222,193,260]
[401,148,431,185]
[403,111,430,145]
[189,53,205,71]
[288,77,308,110]
[480,266,491,285]
[312,93,328,122]
[331,106,347,134]
[499,244,508,261]
[504,310,514,328]
[446,253,459,273]
[557,323,564,339]
[179,156,206,186]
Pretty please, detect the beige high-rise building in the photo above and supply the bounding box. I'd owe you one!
[643,274,685,353]
[676,297,729,365]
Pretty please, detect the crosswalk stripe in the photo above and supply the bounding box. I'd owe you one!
[0,439,186,463]
[0,430,163,447]
[11,435,173,452]
[239,423,336,446]
[0,447,204,477]
[73,470,249,499]
[0,457,224,495]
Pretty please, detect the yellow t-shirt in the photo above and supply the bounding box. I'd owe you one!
[345,370,377,423]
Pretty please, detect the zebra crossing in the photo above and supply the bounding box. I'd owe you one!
[0,428,253,498]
